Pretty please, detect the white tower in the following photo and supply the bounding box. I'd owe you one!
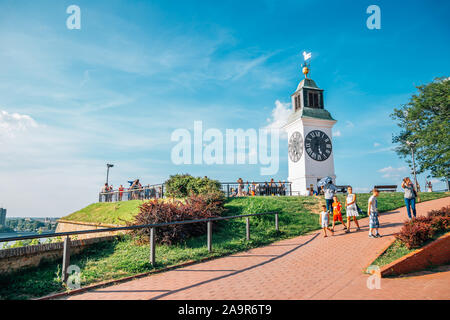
[283,62,337,195]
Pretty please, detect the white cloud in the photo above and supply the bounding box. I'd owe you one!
[345,120,354,128]
[373,142,381,147]
[378,166,408,180]
[333,130,341,137]
[264,100,292,132]
[0,110,37,138]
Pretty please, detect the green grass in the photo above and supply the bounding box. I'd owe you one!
[371,240,415,268]
[1,192,448,300]
[62,200,142,225]
[371,230,450,269]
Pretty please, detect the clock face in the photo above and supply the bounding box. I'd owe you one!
[305,130,332,161]
[288,131,304,163]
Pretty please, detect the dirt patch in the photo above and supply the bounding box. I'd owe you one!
[302,196,326,215]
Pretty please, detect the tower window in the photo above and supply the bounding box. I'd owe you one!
[307,92,320,108]
[313,93,319,107]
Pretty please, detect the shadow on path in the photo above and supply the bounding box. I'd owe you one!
[149,233,319,300]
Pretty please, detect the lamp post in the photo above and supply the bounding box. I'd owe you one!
[406,141,418,191]
[106,163,114,186]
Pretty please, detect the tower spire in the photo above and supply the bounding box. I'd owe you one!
[302,51,311,78]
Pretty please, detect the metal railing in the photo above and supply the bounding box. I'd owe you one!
[99,184,165,202]
[99,182,293,202]
[0,211,281,284]
[220,182,292,197]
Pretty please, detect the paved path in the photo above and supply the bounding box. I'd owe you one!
[67,197,450,300]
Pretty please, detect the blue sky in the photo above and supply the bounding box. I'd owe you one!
[0,0,448,217]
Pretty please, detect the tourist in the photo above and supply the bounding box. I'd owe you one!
[108,185,114,202]
[251,181,256,196]
[264,182,269,196]
[368,188,382,238]
[319,204,334,237]
[345,186,360,233]
[401,177,417,220]
[101,183,109,202]
[323,181,337,213]
[426,181,433,192]
[237,178,244,197]
[157,186,163,198]
[245,181,250,196]
[118,185,124,201]
[279,180,285,196]
[270,178,275,195]
[331,195,347,232]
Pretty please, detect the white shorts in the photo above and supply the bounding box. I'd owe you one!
[321,219,329,228]
[346,204,359,217]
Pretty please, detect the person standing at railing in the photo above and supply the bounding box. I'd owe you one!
[118,185,124,201]
[108,185,114,202]
[237,178,244,197]
[101,183,108,202]
[251,181,256,196]
[280,181,286,196]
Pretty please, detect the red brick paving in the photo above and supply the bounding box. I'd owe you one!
[67,197,450,300]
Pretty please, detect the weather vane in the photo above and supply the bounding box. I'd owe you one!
[302,51,311,78]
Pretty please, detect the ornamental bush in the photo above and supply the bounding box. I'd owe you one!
[396,221,434,249]
[396,206,449,249]
[164,174,223,198]
[129,194,225,245]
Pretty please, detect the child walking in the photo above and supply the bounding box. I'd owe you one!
[368,188,382,238]
[319,205,334,237]
[331,196,347,231]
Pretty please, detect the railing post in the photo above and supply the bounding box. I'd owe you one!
[207,221,212,252]
[227,184,230,198]
[62,235,71,283]
[150,227,156,265]
[275,213,279,232]
[246,217,250,241]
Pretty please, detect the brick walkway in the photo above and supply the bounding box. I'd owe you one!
[67,197,450,300]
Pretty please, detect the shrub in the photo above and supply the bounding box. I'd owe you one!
[396,221,435,249]
[427,206,450,218]
[395,206,450,249]
[164,174,223,198]
[430,216,450,232]
[129,194,225,245]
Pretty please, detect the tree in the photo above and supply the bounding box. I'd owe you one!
[164,174,222,198]
[391,77,450,186]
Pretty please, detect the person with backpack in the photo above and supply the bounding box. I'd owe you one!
[323,181,337,213]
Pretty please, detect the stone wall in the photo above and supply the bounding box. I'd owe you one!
[0,236,116,274]
[55,220,128,239]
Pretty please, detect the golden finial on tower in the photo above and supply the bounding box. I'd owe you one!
[302,51,312,78]
[302,63,310,78]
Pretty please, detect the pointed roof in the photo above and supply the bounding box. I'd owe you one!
[295,78,322,92]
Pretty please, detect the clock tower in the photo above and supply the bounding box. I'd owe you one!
[283,61,337,195]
